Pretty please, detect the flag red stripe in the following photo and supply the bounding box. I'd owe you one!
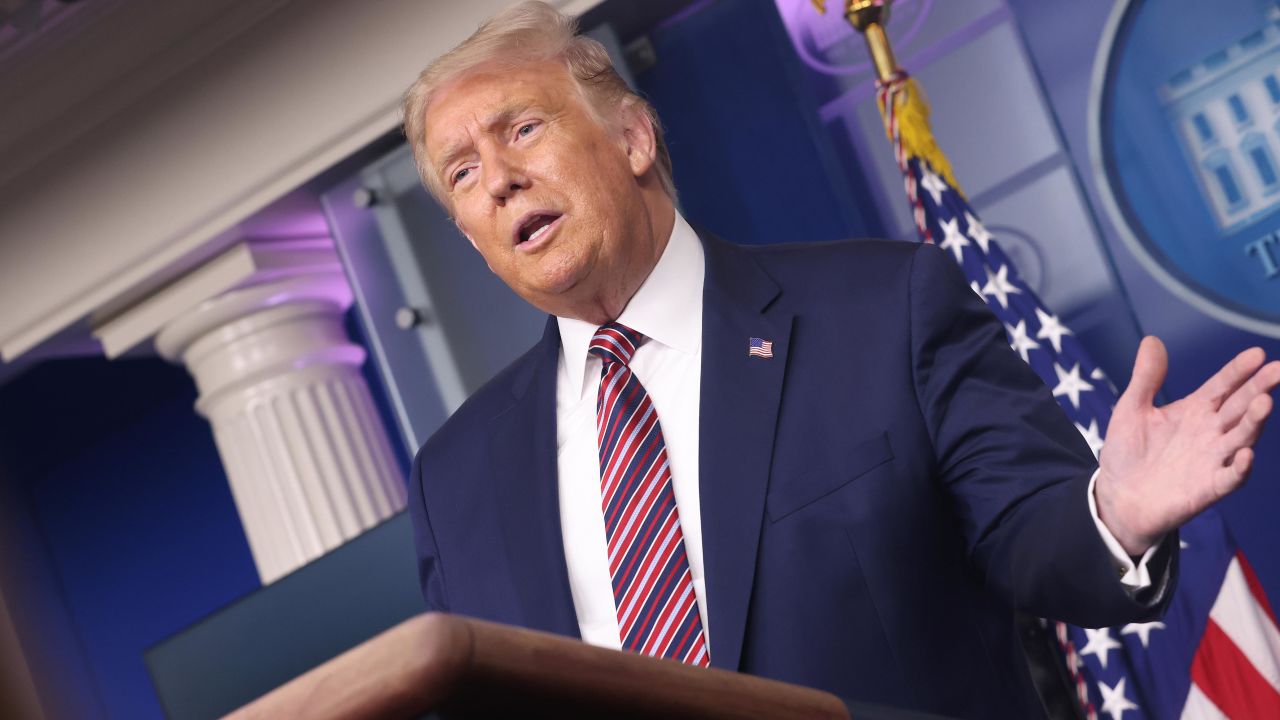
[1237,550,1279,626]
[1190,618,1280,718]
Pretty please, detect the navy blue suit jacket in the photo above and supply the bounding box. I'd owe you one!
[409,231,1175,719]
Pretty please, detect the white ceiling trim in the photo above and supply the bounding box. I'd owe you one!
[0,0,518,362]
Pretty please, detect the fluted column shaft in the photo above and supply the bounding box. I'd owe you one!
[156,242,405,583]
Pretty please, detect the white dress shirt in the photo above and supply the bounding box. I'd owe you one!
[556,212,707,651]
[554,212,1156,652]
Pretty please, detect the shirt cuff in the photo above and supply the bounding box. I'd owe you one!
[1087,470,1160,591]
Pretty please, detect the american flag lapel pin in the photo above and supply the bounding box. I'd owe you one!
[748,337,774,358]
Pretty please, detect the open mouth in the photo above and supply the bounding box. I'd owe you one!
[515,212,563,247]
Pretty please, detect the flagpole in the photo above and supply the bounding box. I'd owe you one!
[810,0,899,82]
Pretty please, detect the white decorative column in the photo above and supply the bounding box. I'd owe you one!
[97,237,406,584]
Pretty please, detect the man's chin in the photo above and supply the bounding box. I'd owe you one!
[517,269,593,316]
[504,243,610,317]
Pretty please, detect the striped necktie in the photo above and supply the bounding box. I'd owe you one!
[590,322,709,666]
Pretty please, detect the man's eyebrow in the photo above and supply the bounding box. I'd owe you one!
[485,104,530,131]
[435,140,472,180]
[434,103,536,179]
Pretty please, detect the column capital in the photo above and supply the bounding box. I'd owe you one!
[92,237,345,359]
[154,267,352,363]
[155,270,360,421]
[96,235,406,584]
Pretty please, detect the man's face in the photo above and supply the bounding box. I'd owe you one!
[422,60,657,320]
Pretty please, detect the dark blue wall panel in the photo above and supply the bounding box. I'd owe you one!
[0,469,103,720]
[0,358,259,720]
[146,512,423,720]
[34,395,259,719]
[637,0,884,246]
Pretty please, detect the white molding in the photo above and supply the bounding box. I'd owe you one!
[0,0,291,188]
[91,237,340,359]
[0,0,513,362]
[552,0,607,17]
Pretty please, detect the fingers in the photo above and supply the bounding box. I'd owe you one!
[1218,359,1280,430]
[1120,336,1168,410]
[1212,447,1254,500]
[1196,346,1267,409]
[1219,393,1272,458]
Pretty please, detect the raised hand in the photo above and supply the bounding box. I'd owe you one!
[1095,337,1280,556]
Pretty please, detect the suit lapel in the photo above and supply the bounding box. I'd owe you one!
[479,234,793,656]
[488,316,581,639]
[697,232,793,670]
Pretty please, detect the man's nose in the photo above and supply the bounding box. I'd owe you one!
[481,151,530,202]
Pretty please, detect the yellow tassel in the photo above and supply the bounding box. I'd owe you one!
[877,77,967,200]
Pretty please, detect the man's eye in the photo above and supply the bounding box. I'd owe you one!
[517,122,537,137]
[453,167,470,184]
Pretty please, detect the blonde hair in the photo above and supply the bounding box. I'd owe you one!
[401,1,676,204]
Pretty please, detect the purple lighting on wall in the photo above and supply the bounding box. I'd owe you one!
[774,0,934,77]
[657,0,719,31]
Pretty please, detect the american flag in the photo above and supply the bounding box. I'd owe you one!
[876,71,1280,719]
[748,337,774,358]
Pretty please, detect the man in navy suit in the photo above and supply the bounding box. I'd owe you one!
[399,3,1280,717]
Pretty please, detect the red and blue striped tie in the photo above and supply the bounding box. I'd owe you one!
[591,322,710,666]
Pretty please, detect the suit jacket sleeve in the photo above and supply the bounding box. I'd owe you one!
[907,242,1176,627]
[409,446,450,613]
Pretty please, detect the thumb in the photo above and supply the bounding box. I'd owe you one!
[1121,336,1167,410]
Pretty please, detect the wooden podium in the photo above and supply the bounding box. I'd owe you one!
[222,612,852,719]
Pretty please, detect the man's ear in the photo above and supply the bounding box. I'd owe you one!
[619,99,658,179]
[453,218,480,251]
[454,220,496,272]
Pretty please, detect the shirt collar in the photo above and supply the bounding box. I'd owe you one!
[557,211,705,399]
